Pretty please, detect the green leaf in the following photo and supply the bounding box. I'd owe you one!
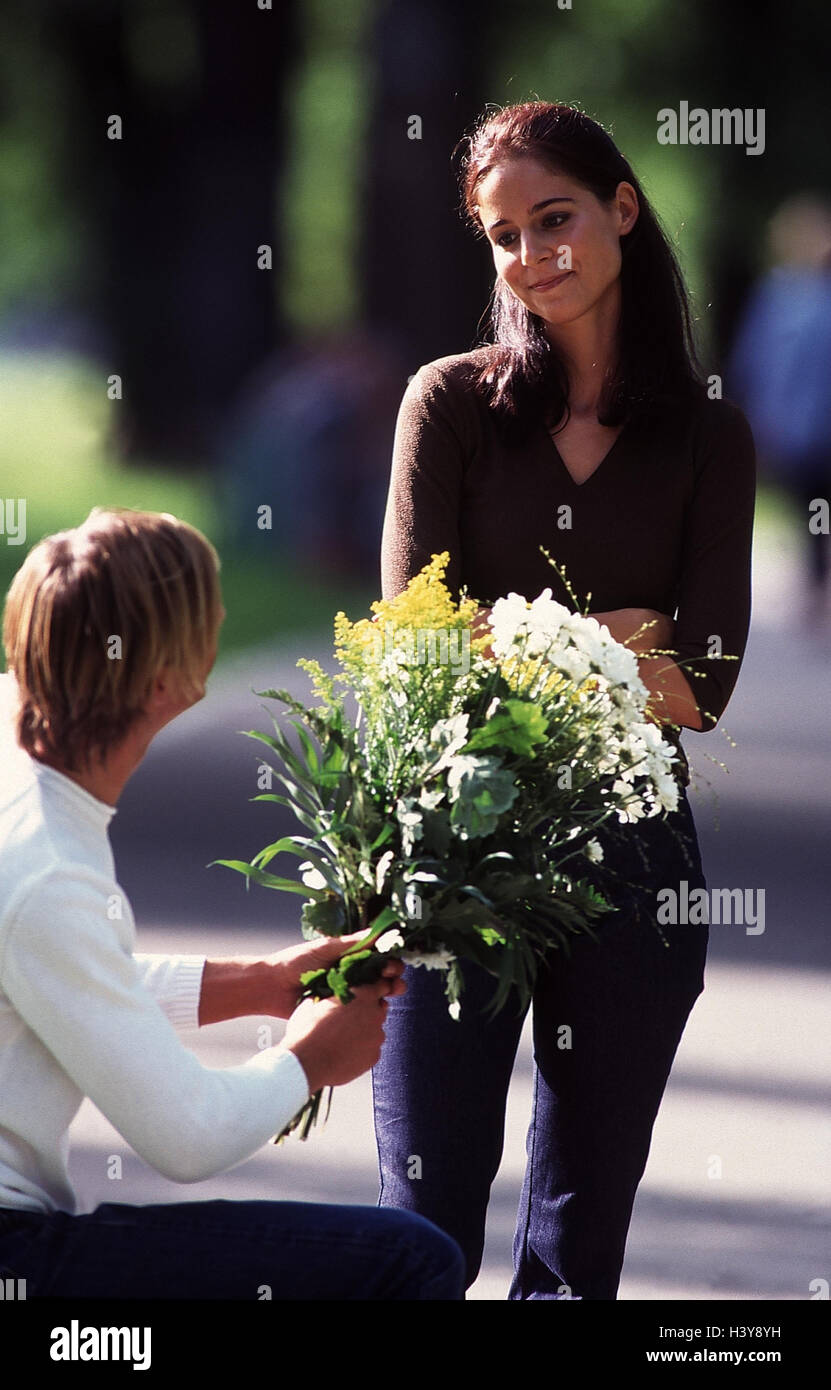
[464,699,549,757]
[274,773,321,818]
[251,835,323,867]
[209,857,255,881]
[212,859,328,897]
[447,756,518,839]
[301,895,348,936]
[365,904,402,933]
[299,966,330,995]
[369,822,396,851]
[326,965,354,1004]
[291,719,321,776]
[476,925,507,947]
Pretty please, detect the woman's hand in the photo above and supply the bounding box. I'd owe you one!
[589,607,675,655]
[589,607,704,730]
[471,605,494,659]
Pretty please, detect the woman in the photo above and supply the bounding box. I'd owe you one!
[371,101,756,1300]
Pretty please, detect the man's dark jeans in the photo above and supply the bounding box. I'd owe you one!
[0,1198,464,1300]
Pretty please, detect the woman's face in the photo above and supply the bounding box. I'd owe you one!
[475,156,639,334]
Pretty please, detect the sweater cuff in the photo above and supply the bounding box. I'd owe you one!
[133,954,206,1032]
[165,957,206,1030]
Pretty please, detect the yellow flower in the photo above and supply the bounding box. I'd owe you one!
[498,653,567,701]
[333,553,490,681]
[296,657,339,708]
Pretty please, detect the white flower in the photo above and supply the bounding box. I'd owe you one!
[375,849,394,895]
[594,639,642,690]
[585,839,604,863]
[375,929,405,953]
[525,589,571,646]
[380,647,408,673]
[551,645,591,684]
[652,771,680,813]
[300,862,328,891]
[560,612,605,656]
[430,713,471,773]
[488,592,532,653]
[527,588,569,625]
[418,785,444,811]
[447,1000,461,1021]
[401,946,456,971]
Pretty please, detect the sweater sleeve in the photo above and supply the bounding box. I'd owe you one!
[133,954,205,1032]
[671,401,757,732]
[380,363,470,600]
[0,867,310,1183]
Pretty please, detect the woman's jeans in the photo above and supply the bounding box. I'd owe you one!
[0,1198,464,1300]
[371,789,709,1299]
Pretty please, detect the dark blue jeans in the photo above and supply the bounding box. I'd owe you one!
[0,1198,464,1300]
[371,789,709,1299]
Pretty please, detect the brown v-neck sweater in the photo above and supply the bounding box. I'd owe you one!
[380,349,757,768]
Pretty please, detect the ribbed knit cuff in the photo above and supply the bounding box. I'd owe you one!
[163,957,206,1030]
[133,954,206,1031]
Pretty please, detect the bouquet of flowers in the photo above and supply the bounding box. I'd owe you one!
[217,552,681,1139]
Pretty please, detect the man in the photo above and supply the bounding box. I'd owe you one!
[0,507,463,1300]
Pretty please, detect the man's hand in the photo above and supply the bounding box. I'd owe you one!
[197,932,406,1026]
[280,974,404,1094]
[263,932,406,1019]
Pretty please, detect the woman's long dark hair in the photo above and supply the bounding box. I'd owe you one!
[455,101,704,441]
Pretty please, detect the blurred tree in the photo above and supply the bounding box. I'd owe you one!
[684,0,831,361]
[358,0,496,369]
[42,0,298,465]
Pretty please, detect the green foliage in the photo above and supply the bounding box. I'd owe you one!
[463,699,549,757]
[447,756,519,839]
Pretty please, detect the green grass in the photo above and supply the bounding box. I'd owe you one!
[0,352,215,542]
[0,352,375,667]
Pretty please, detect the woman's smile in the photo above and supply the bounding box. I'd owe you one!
[530,270,574,292]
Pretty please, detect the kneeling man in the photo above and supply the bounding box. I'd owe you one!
[0,507,462,1300]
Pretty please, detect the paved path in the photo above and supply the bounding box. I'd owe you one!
[68,530,830,1300]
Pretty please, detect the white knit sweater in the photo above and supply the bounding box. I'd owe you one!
[0,675,309,1214]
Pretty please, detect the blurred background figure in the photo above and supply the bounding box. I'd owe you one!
[727,195,831,631]
[215,329,408,584]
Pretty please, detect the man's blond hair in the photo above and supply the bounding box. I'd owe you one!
[3,508,222,770]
